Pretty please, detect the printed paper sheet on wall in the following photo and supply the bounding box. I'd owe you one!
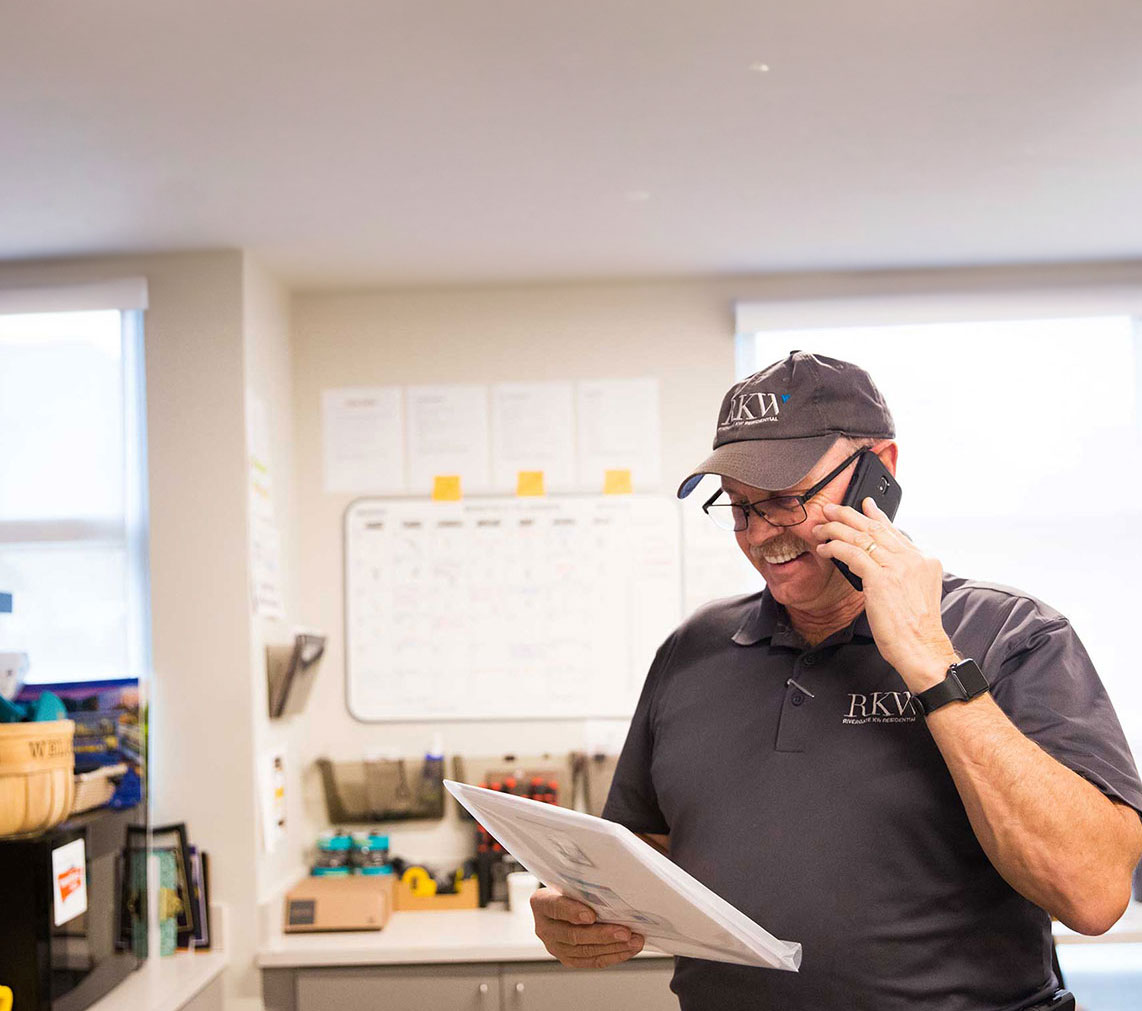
[345,496,682,721]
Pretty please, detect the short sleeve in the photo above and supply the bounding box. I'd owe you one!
[600,633,677,835]
[989,615,1142,816]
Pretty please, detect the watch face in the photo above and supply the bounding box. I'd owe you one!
[952,659,988,696]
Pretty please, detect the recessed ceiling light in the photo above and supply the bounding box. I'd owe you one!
[749,62,771,73]
[626,190,652,202]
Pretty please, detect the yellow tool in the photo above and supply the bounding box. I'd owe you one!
[401,866,437,898]
[0,983,13,1011]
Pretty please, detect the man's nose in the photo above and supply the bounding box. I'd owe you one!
[742,510,782,545]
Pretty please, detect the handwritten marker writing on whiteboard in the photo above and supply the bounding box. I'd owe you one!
[603,469,633,495]
[432,475,462,501]
[516,471,545,497]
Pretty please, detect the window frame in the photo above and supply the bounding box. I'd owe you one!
[0,284,151,686]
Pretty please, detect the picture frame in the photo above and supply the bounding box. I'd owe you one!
[116,845,147,953]
[187,846,212,949]
[127,823,200,947]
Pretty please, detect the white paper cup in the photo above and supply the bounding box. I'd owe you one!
[506,871,539,915]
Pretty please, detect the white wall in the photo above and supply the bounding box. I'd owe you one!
[289,278,743,865]
[4,254,1140,1007]
[288,260,1142,873]
[0,251,265,1001]
[241,254,309,905]
[0,251,307,1005]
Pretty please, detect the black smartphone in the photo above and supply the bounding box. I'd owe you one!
[833,450,902,591]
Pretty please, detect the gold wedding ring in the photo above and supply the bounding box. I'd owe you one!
[865,540,879,556]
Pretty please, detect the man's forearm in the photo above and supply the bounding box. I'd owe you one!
[926,692,1142,934]
[637,832,670,856]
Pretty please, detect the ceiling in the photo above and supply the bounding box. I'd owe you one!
[3,1,1141,288]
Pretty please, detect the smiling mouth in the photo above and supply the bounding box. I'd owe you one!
[754,538,812,566]
[763,549,809,567]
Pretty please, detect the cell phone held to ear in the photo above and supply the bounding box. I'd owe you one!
[833,450,902,591]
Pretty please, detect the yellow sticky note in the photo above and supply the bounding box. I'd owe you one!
[432,475,462,501]
[516,471,545,497]
[603,469,633,495]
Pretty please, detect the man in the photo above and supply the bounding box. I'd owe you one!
[532,351,1142,1010]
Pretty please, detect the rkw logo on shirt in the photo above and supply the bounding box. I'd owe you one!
[843,691,917,725]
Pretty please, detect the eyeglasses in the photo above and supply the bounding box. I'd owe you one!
[702,448,866,532]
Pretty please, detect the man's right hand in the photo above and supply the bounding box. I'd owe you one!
[531,887,646,968]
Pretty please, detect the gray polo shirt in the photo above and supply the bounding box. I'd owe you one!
[603,573,1142,1011]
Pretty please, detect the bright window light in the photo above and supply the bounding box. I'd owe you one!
[0,309,150,685]
[739,315,1142,755]
[747,316,1139,519]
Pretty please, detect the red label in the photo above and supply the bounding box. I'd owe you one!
[58,866,83,902]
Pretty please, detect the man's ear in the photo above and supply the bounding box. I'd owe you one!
[876,441,899,477]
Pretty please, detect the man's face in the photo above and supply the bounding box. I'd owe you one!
[722,440,891,611]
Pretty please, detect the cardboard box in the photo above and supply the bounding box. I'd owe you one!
[283,874,395,932]
[394,876,479,911]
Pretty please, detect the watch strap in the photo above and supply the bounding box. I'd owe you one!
[912,658,989,716]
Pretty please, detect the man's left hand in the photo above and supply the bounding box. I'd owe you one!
[814,499,957,691]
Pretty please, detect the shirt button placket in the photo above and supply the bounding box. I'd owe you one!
[776,656,816,753]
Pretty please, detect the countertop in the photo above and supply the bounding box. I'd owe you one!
[258,900,1142,969]
[258,906,582,968]
[85,950,227,1011]
[86,902,228,1011]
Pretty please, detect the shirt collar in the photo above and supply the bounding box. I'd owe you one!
[731,589,875,648]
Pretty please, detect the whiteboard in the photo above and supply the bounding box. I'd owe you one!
[345,496,683,721]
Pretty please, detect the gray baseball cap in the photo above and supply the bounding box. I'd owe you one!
[678,351,895,498]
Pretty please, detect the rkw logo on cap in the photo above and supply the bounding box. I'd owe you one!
[720,388,790,429]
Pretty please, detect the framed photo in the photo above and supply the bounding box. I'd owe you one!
[128,823,200,947]
[187,847,212,949]
[116,844,147,953]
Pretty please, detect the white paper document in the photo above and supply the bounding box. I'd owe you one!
[575,378,662,491]
[322,386,406,494]
[490,381,575,492]
[406,384,491,493]
[247,393,285,618]
[445,780,801,971]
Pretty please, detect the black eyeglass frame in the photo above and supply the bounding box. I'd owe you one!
[701,447,868,531]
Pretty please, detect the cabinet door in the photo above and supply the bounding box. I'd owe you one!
[296,964,499,1011]
[502,959,677,1011]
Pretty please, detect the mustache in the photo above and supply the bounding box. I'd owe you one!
[751,532,813,561]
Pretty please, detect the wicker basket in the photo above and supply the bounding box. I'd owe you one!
[71,762,127,815]
[0,719,75,837]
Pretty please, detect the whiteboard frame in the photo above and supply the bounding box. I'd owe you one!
[342,494,686,723]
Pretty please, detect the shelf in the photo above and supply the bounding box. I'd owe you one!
[85,949,227,1011]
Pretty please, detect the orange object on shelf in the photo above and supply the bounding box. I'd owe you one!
[394,876,479,911]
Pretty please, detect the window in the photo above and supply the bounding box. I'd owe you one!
[0,288,150,685]
[736,310,1142,759]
